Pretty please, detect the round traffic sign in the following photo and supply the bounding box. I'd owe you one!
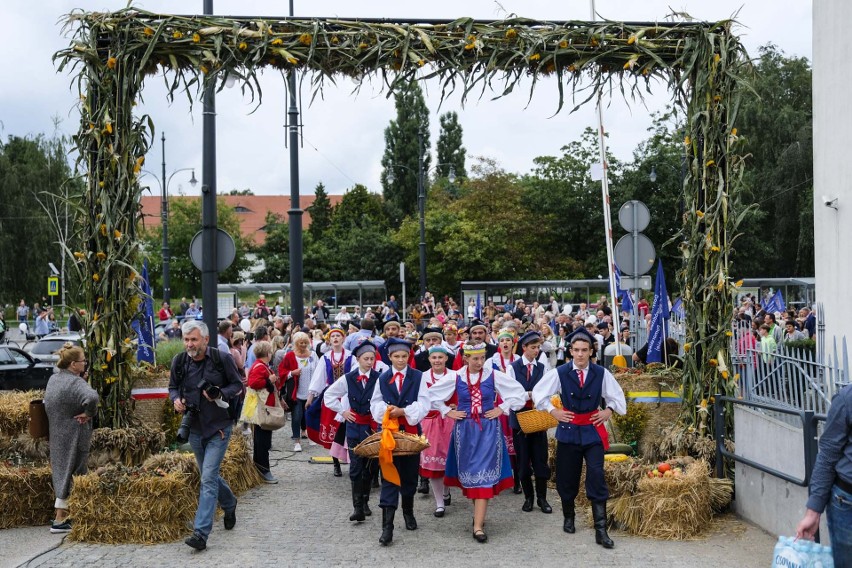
[618,200,651,233]
[614,233,656,276]
[189,229,236,272]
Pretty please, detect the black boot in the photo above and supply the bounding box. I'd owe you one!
[361,476,373,517]
[592,501,614,548]
[401,495,417,530]
[379,507,395,545]
[535,478,553,514]
[513,471,523,494]
[418,476,430,494]
[333,458,343,477]
[562,500,576,534]
[521,477,534,512]
[349,481,365,522]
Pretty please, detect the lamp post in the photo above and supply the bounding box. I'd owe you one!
[387,158,456,302]
[143,132,197,305]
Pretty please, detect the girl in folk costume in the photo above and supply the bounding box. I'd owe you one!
[278,331,319,452]
[324,340,382,523]
[306,326,355,477]
[442,321,462,358]
[429,343,525,543]
[418,344,457,517]
[490,328,522,494]
[531,328,626,549]
[505,331,553,514]
[369,338,431,546]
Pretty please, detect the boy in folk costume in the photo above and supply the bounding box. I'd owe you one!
[418,344,457,516]
[306,326,355,477]
[428,343,525,543]
[370,338,431,546]
[378,320,416,368]
[451,319,497,371]
[324,340,381,523]
[506,331,553,514]
[532,328,626,549]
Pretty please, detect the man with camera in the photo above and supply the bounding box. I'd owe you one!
[168,320,245,552]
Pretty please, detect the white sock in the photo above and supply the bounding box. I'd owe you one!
[431,478,445,509]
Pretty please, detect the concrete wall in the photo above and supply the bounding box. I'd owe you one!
[813,1,852,341]
[733,406,829,543]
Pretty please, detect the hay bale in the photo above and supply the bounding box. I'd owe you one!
[68,466,197,544]
[0,390,45,437]
[573,458,646,508]
[221,433,264,493]
[610,460,732,540]
[130,368,170,431]
[88,427,166,468]
[0,465,54,529]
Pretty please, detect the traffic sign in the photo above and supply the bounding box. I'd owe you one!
[614,234,656,276]
[47,276,59,296]
[618,200,651,233]
[189,229,236,272]
[620,276,653,290]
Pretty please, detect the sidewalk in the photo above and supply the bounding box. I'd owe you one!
[3,428,776,568]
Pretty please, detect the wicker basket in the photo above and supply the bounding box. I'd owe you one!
[516,395,561,434]
[352,431,430,458]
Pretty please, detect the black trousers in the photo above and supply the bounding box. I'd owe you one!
[512,428,551,479]
[347,436,378,483]
[253,425,273,474]
[379,454,419,509]
[555,441,608,503]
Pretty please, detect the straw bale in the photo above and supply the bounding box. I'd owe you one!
[0,390,45,437]
[610,460,732,540]
[221,433,264,493]
[0,465,54,529]
[130,368,170,431]
[88,426,166,468]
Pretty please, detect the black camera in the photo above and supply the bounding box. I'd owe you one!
[197,379,221,400]
[176,404,198,443]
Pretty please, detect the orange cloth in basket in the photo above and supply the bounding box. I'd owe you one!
[379,408,401,486]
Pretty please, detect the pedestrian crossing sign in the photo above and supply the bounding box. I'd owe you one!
[48,276,59,296]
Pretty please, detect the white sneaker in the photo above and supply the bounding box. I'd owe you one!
[308,440,317,447]
[294,442,302,452]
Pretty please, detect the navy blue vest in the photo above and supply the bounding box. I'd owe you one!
[344,368,379,440]
[509,358,545,430]
[554,362,605,446]
[377,367,423,434]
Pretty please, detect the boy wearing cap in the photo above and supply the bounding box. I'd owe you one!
[532,329,626,549]
[370,338,431,546]
[507,331,553,514]
[414,327,455,372]
[307,326,355,477]
[324,340,382,523]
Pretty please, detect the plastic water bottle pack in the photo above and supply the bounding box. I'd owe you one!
[772,536,834,568]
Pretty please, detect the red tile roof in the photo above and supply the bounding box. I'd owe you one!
[140,194,343,245]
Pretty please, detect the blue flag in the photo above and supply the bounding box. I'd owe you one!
[132,259,156,364]
[474,292,482,321]
[614,264,633,313]
[646,260,670,363]
[671,297,685,318]
[763,290,786,314]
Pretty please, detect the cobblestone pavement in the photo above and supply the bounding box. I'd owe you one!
[6,428,775,568]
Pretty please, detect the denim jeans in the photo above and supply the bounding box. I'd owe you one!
[290,398,307,440]
[827,483,852,568]
[189,425,237,540]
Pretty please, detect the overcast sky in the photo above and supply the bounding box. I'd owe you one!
[1,1,812,197]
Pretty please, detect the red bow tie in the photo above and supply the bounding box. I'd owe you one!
[358,374,368,384]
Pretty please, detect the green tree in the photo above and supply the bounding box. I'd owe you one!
[436,111,467,180]
[254,212,290,282]
[380,82,430,223]
[306,182,332,241]
[735,44,813,277]
[0,134,82,307]
[226,188,254,195]
[142,198,252,299]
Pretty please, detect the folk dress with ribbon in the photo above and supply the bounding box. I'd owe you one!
[429,365,525,499]
[418,369,458,478]
[305,349,354,449]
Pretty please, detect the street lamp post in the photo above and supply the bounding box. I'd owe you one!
[387,156,456,302]
[144,132,197,305]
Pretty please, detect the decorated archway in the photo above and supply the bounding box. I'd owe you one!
[56,9,749,433]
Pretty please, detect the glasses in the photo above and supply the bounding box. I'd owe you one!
[75,359,87,364]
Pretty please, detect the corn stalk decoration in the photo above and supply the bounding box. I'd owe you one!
[55,9,751,433]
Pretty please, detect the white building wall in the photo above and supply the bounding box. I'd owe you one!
[813,1,852,340]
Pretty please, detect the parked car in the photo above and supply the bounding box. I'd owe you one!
[0,346,54,390]
[29,333,83,365]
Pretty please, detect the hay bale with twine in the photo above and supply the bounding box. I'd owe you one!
[0,465,54,529]
[69,433,262,543]
[609,460,732,540]
[0,390,45,437]
[613,370,683,460]
[130,367,170,431]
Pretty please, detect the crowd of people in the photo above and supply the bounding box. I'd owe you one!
[153,286,632,552]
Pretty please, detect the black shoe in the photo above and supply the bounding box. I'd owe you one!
[401,495,417,530]
[333,460,343,477]
[444,492,451,506]
[473,528,488,543]
[417,478,430,494]
[363,495,372,517]
[592,501,614,549]
[535,478,552,513]
[224,503,237,530]
[185,532,207,551]
[521,477,534,512]
[434,507,445,518]
[350,481,365,522]
[562,500,576,534]
[379,508,395,546]
[513,477,523,494]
